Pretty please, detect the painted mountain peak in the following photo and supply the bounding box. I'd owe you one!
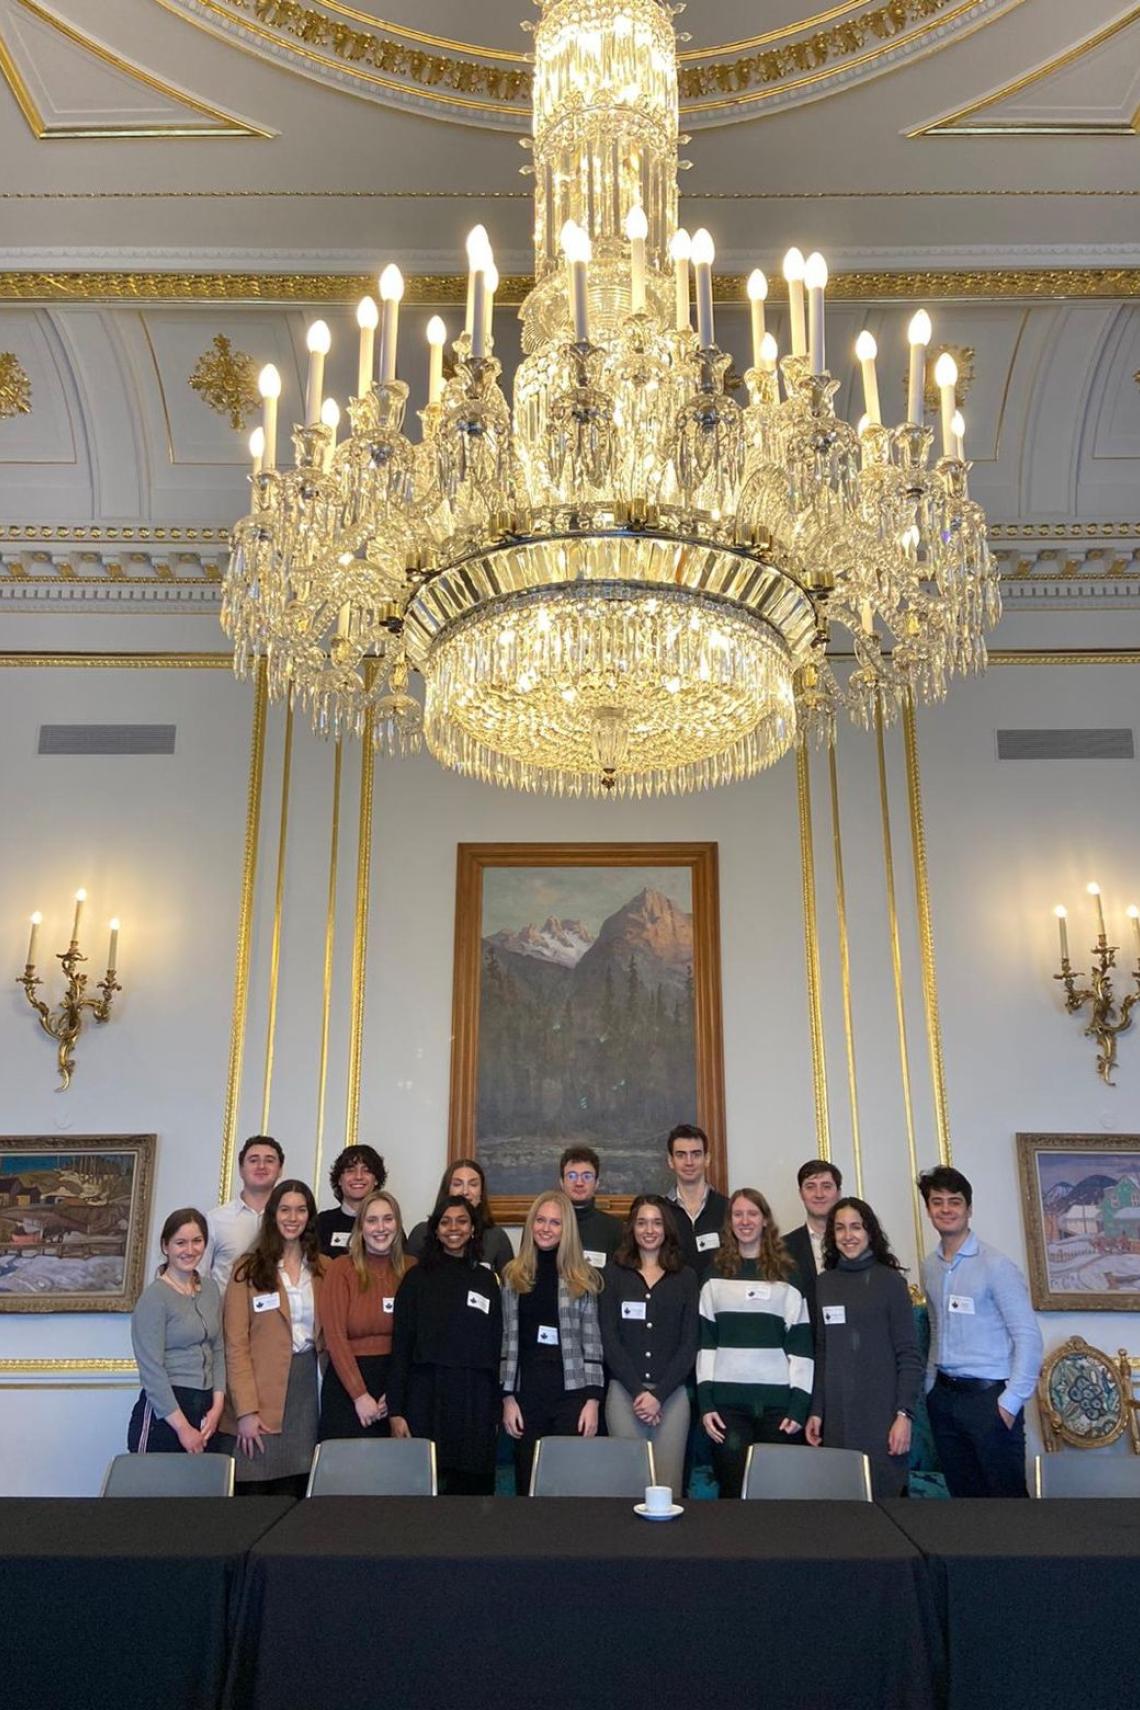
[485,916,595,968]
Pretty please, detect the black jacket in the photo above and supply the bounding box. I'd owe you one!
[783,1224,821,1336]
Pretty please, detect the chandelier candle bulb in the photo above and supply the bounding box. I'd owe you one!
[464,226,491,336]
[906,310,932,427]
[934,351,959,456]
[471,270,488,359]
[562,221,591,342]
[483,263,499,349]
[304,321,331,427]
[783,248,807,358]
[427,316,447,405]
[71,889,86,945]
[747,270,768,368]
[1054,905,1069,963]
[107,918,119,974]
[378,266,404,383]
[1088,882,1107,940]
[952,408,966,461]
[26,911,41,967]
[691,228,715,349]
[257,364,281,471]
[670,228,691,331]
[804,252,828,377]
[355,296,378,396]
[248,426,265,478]
[759,331,778,375]
[854,331,881,425]
[627,205,648,314]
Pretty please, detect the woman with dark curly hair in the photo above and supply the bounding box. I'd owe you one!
[405,1157,514,1276]
[316,1145,388,1258]
[805,1196,923,1497]
[219,1179,325,1496]
[600,1195,698,1494]
[697,1189,813,1498]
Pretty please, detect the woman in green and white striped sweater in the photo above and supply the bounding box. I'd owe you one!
[697,1189,814,1498]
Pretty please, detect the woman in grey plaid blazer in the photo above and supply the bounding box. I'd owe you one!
[501,1190,604,1494]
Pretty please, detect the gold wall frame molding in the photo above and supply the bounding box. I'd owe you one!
[344,678,377,1150]
[796,745,831,1159]
[0,1357,137,1387]
[313,737,343,1189]
[260,700,294,1133]
[902,698,952,1167]
[827,738,863,1197]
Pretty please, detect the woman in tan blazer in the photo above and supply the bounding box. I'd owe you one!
[221,1179,325,1496]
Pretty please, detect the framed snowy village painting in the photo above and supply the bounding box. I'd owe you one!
[450,844,726,1222]
[0,1135,156,1312]
[1017,1133,1140,1312]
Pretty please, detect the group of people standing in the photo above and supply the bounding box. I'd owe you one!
[129,1125,1045,1500]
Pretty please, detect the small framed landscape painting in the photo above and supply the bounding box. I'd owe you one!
[1017,1132,1140,1312]
[450,843,726,1222]
[0,1134,157,1313]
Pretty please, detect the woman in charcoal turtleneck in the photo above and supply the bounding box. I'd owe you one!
[805,1196,923,1498]
[500,1189,604,1495]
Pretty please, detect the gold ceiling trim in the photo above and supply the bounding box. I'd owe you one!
[3,187,1138,201]
[1,268,1137,304]
[0,523,232,542]
[0,649,231,665]
[909,4,1140,136]
[0,0,274,138]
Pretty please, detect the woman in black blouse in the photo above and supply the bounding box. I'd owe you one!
[404,1157,514,1276]
[599,1195,699,1494]
[388,1195,503,1495]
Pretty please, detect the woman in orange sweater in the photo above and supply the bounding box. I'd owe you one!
[318,1189,416,1440]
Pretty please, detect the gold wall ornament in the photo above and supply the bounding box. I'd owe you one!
[0,351,32,418]
[923,345,975,413]
[189,333,261,429]
[1052,890,1140,1084]
[17,898,122,1089]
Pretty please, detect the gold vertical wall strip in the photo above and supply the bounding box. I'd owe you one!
[902,697,953,1167]
[260,701,294,1133]
[796,744,830,1157]
[219,660,268,1202]
[875,702,925,1265]
[314,738,344,1187]
[827,739,864,1198]
[344,708,377,1149]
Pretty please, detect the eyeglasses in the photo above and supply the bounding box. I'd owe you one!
[564,1170,596,1184]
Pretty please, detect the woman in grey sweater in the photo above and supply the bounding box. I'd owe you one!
[128,1207,226,1455]
[805,1197,922,1498]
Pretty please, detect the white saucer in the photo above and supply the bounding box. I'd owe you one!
[634,1502,684,1521]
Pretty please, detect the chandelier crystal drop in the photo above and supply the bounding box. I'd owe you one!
[222,0,1000,797]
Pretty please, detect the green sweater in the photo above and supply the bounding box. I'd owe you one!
[696,1262,814,1423]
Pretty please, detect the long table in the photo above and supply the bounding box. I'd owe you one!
[2,1496,294,1710]
[223,1496,941,1710]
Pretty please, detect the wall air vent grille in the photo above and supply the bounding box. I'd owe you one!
[995,729,1134,761]
[37,724,177,755]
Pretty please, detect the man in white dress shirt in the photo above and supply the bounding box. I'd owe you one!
[204,1135,284,1288]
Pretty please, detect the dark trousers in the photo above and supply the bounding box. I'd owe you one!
[127,1385,223,1454]
[513,1359,585,1495]
[927,1374,1028,1498]
[710,1405,800,1500]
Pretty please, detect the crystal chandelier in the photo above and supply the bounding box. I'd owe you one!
[223,0,1000,798]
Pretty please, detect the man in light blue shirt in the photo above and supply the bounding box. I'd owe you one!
[919,1164,1043,1498]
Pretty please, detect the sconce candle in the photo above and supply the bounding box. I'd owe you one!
[1087,881,1107,940]
[26,911,42,966]
[1128,905,1140,964]
[18,892,122,1089]
[1054,905,1069,963]
[107,918,119,974]
[71,888,86,945]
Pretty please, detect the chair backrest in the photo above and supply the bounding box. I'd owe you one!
[529,1435,654,1497]
[1034,1452,1140,1499]
[101,1452,235,1497]
[306,1437,438,1497]
[742,1444,872,1501]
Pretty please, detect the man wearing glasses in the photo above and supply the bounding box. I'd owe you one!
[559,1146,621,1270]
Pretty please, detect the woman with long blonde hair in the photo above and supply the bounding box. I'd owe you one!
[500,1190,603,1494]
[318,1189,416,1441]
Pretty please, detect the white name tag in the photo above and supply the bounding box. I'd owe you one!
[621,1300,647,1321]
[537,1324,559,1345]
[382,1296,395,1315]
[948,1294,976,1315]
[695,1232,720,1252]
[467,1290,490,1315]
[584,1250,606,1269]
[745,1284,772,1301]
[252,1292,280,1313]
[330,1231,350,1248]
[822,1304,846,1325]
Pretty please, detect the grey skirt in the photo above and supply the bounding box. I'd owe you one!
[234,1346,319,1485]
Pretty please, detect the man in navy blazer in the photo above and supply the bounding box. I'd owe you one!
[783,1158,842,1337]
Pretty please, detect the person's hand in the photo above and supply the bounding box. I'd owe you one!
[888,1413,912,1457]
[502,1396,525,1439]
[997,1404,1016,1430]
[236,1412,265,1457]
[374,1394,389,1420]
[632,1391,660,1426]
[778,1417,802,1435]
[702,1410,726,1444]
[577,1399,599,1437]
[200,1398,225,1446]
[389,1415,411,1439]
[354,1393,383,1428]
[175,1419,206,1454]
[805,1415,822,1447]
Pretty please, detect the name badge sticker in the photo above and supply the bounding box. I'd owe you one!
[467,1290,491,1315]
[948,1294,976,1315]
[695,1232,720,1253]
[584,1250,606,1269]
[822,1304,846,1326]
[744,1284,772,1302]
[621,1300,648,1321]
[382,1296,395,1315]
[537,1324,559,1345]
[330,1231,350,1248]
[252,1292,280,1313]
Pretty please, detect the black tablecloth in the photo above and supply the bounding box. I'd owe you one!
[883,1498,1140,1710]
[225,1497,940,1710]
[1,1497,294,1710]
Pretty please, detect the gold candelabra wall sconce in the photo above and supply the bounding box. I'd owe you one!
[16,890,122,1089]
[1052,883,1140,1085]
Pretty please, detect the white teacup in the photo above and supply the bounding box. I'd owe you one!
[644,1483,673,1514]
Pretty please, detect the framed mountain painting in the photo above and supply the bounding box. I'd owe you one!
[450,843,726,1221]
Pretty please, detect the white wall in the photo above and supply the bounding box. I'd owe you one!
[2,604,1140,1491]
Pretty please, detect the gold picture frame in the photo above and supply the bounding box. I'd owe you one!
[1017,1132,1140,1312]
